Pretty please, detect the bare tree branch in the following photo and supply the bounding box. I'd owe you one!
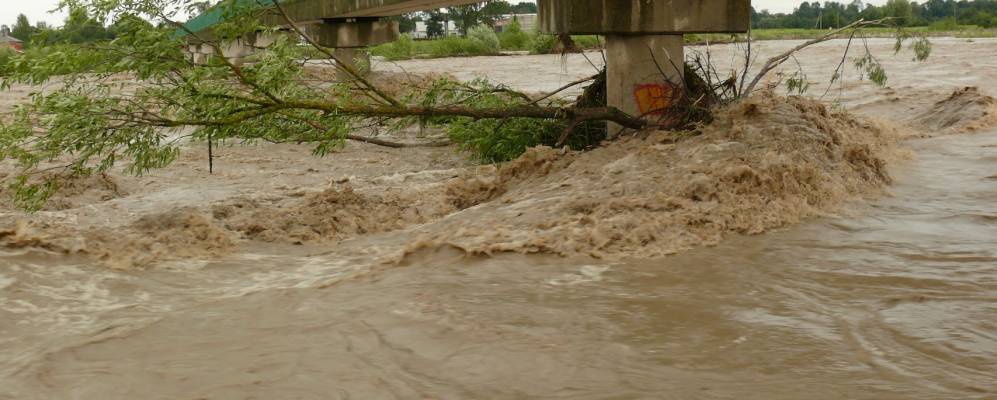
[743,18,893,95]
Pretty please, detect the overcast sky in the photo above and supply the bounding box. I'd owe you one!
[1,0,891,28]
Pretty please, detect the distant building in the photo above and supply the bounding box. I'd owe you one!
[0,26,24,52]
[409,14,536,39]
[494,14,537,33]
[412,21,459,39]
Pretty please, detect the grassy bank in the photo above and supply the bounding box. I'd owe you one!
[371,25,997,62]
[691,25,997,43]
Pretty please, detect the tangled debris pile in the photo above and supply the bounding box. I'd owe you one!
[408,93,899,259]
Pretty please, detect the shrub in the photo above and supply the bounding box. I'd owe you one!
[529,34,604,54]
[467,24,500,53]
[983,16,997,29]
[442,77,605,163]
[928,17,959,31]
[572,35,603,49]
[428,36,496,58]
[530,33,557,54]
[498,20,532,50]
[0,48,15,76]
[370,33,416,61]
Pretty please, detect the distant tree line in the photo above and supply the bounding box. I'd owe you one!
[4,8,124,48]
[10,0,994,50]
[753,0,997,29]
[6,1,539,47]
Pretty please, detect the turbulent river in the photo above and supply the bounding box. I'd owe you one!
[1,39,996,399]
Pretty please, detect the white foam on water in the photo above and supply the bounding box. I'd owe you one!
[546,265,611,286]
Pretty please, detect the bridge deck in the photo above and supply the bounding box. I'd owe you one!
[183,0,480,34]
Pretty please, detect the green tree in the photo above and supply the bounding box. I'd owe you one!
[447,1,508,35]
[10,14,35,42]
[498,19,530,50]
[0,0,646,209]
[186,1,212,15]
[510,2,538,14]
[426,11,445,37]
[34,7,113,45]
[0,47,15,76]
[749,0,997,28]
[883,0,914,25]
[394,13,419,33]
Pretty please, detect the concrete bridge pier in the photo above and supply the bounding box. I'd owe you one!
[538,0,750,132]
[186,30,295,66]
[305,19,399,75]
[604,34,685,126]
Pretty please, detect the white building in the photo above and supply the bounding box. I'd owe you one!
[411,20,459,39]
[494,14,538,33]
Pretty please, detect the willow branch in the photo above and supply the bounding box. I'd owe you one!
[269,1,402,108]
[135,102,645,131]
[743,18,893,95]
[528,74,598,106]
[275,110,450,148]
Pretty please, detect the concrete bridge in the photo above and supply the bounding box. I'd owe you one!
[184,0,750,129]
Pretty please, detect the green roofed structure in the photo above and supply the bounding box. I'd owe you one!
[180,0,277,36]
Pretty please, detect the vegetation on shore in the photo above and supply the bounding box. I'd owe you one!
[369,23,994,63]
[370,21,603,61]
[753,0,997,30]
[695,24,997,43]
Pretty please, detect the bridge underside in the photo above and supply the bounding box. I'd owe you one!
[183,0,482,34]
[280,0,482,23]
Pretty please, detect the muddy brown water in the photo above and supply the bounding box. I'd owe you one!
[2,39,997,399]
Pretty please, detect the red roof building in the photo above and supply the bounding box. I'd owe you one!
[0,26,23,52]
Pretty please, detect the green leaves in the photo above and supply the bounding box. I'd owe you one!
[892,27,933,62]
[0,0,610,210]
[422,78,596,163]
[910,36,932,61]
[852,52,888,87]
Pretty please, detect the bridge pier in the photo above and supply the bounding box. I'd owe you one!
[183,18,397,74]
[306,19,399,75]
[186,31,295,66]
[538,0,749,132]
[605,34,685,130]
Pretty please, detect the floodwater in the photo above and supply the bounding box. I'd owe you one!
[2,39,997,399]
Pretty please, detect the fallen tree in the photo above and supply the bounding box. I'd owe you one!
[0,0,929,210]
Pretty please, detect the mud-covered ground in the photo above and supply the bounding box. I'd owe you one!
[1,38,996,399]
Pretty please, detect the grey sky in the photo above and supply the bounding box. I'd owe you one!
[1,0,891,28]
[2,1,68,27]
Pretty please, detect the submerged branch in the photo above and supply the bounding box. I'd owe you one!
[143,102,646,131]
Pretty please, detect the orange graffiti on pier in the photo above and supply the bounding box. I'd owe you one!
[633,83,679,116]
